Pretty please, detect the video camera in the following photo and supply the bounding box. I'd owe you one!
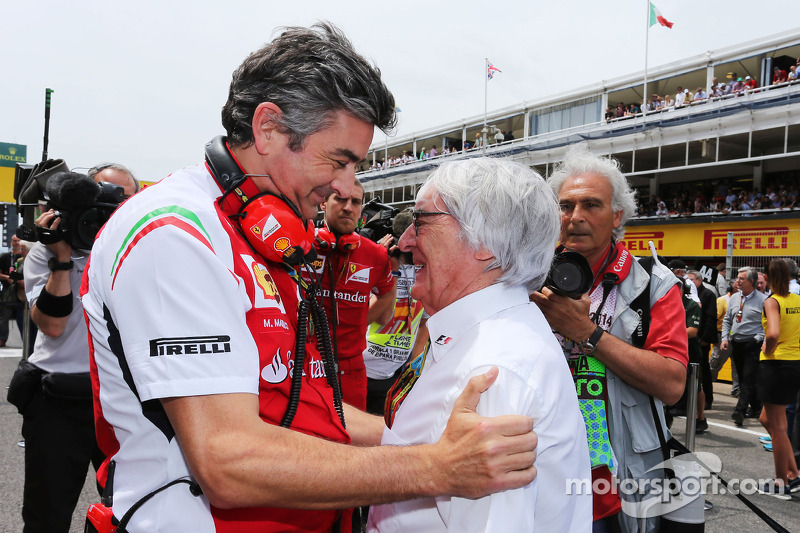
[14,159,125,251]
[358,198,399,243]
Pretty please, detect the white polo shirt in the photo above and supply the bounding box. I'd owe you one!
[368,283,592,532]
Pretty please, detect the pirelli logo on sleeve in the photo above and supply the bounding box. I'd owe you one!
[149,335,232,357]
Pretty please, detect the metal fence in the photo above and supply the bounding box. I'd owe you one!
[726,228,800,279]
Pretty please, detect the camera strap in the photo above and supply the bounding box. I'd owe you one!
[590,273,619,327]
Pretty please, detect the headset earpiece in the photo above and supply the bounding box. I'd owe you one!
[238,193,315,265]
[316,227,360,252]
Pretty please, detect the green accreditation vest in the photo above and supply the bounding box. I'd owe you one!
[570,353,614,471]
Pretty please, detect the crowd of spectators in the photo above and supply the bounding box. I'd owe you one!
[365,130,513,171]
[606,58,800,122]
[634,180,800,218]
[366,58,800,173]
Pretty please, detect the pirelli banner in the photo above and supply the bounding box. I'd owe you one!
[621,216,800,257]
[0,142,26,203]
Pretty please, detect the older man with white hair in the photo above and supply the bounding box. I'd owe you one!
[368,158,591,532]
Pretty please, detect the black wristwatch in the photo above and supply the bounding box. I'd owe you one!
[48,257,74,272]
[578,326,605,355]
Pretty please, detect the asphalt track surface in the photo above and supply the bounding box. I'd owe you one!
[1,328,798,532]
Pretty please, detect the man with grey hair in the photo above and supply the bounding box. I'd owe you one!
[533,144,687,532]
[369,158,591,531]
[83,24,537,532]
[721,266,766,426]
[87,162,141,195]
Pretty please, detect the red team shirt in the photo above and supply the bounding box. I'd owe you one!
[305,238,394,408]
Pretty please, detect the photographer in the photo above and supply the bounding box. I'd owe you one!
[531,144,687,533]
[0,235,36,349]
[17,166,137,532]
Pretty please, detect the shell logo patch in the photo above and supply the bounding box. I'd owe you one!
[253,262,282,305]
[241,253,286,312]
[273,236,291,253]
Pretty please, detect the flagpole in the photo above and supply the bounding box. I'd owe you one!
[483,58,489,152]
[643,1,649,117]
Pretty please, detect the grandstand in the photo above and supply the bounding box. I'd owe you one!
[359,28,800,215]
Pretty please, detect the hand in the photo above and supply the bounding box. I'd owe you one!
[35,210,72,260]
[377,234,395,250]
[720,340,729,352]
[530,287,596,342]
[434,367,537,498]
[378,234,401,270]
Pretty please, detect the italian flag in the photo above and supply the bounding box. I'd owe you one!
[649,2,673,28]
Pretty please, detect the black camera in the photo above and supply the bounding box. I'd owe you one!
[14,160,124,251]
[358,198,399,244]
[544,250,593,298]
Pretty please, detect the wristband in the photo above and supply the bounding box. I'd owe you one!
[36,287,73,317]
[391,271,401,277]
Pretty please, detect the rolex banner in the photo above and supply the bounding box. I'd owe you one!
[0,142,27,203]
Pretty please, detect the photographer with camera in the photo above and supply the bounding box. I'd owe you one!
[13,166,137,532]
[531,144,687,533]
[0,235,36,349]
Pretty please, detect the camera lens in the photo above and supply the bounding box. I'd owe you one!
[551,262,583,293]
[544,250,592,298]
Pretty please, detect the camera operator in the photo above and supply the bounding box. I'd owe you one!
[531,144,687,533]
[17,166,137,532]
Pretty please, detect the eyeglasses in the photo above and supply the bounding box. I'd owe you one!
[411,210,452,235]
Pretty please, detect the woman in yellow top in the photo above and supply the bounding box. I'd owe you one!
[757,258,800,498]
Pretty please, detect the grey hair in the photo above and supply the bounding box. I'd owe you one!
[547,143,636,241]
[221,22,396,151]
[88,163,141,193]
[784,258,799,278]
[686,269,701,279]
[738,266,758,285]
[17,240,32,252]
[419,158,560,292]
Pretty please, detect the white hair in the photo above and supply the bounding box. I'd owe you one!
[419,157,560,292]
[547,143,637,241]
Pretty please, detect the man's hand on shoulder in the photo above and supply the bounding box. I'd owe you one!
[432,367,538,498]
